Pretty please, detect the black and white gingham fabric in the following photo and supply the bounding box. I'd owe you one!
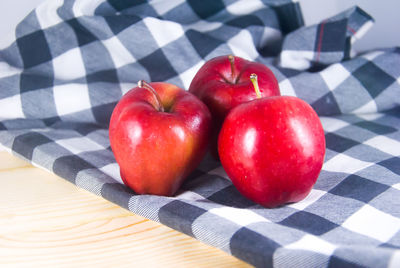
[0,1,399,267]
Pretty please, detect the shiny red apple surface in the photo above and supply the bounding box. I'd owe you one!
[218,96,326,208]
[189,55,280,157]
[109,81,211,196]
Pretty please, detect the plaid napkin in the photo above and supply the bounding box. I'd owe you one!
[0,0,399,267]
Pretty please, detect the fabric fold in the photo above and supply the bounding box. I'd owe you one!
[279,6,374,70]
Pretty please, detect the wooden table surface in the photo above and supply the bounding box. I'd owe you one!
[0,151,250,267]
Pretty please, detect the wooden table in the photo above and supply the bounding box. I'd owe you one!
[0,151,250,267]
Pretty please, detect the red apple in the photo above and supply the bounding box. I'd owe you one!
[218,74,325,208]
[109,81,211,196]
[189,55,280,157]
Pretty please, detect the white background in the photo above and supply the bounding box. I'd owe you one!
[0,0,399,52]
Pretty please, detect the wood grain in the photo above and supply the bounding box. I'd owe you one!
[0,151,251,268]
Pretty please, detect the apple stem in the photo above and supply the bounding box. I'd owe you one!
[228,55,235,83]
[250,73,262,99]
[138,80,165,112]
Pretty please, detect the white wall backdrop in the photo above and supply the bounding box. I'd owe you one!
[0,0,399,52]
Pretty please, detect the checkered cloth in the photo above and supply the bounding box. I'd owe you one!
[0,0,399,267]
